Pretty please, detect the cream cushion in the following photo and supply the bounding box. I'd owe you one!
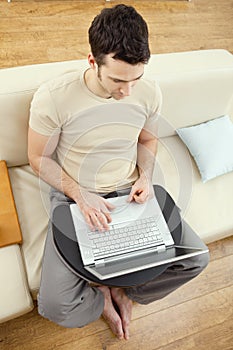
[144,50,233,139]
[176,115,233,182]
[8,166,50,298]
[154,136,233,243]
[0,60,87,167]
[0,245,33,322]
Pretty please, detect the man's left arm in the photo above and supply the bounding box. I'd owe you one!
[128,127,157,204]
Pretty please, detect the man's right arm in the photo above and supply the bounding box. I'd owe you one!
[28,127,114,231]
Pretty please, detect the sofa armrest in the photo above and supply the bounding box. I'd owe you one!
[0,160,22,247]
[0,244,34,323]
[0,161,34,322]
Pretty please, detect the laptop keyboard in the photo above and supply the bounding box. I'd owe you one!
[87,216,164,260]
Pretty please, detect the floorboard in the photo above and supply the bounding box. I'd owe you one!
[0,0,232,68]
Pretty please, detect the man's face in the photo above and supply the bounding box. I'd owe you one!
[95,54,145,100]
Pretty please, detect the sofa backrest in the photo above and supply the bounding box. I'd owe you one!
[144,49,233,137]
[0,60,88,167]
[1,49,233,167]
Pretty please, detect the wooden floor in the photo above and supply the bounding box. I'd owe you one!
[0,0,233,349]
[0,0,233,68]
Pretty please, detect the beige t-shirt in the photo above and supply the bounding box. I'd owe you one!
[29,70,162,193]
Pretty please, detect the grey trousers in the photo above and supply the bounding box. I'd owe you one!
[38,187,209,328]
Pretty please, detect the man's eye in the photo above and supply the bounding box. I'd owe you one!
[113,79,121,83]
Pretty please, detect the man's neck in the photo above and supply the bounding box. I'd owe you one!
[84,69,111,99]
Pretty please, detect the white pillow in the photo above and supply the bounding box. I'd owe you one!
[176,115,233,182]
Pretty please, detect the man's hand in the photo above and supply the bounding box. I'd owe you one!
[75,188,115,231]
[127,173,154,204]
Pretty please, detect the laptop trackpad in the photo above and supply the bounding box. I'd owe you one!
[108,196,154,224]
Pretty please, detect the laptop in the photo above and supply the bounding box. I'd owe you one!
[70,195,208,280]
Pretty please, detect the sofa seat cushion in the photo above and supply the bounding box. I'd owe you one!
[8,165,50,298]
[0,244,33,322]
[154,136,233,243]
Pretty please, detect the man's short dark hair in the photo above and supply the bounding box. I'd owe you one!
[88,4,150,66]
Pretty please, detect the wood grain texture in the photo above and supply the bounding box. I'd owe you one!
[0,0,232,68]
[0,161,22,247]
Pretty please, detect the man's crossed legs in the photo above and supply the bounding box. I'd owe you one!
[37,188,209,340]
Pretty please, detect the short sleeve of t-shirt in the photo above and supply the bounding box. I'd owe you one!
[142,81,162,134]
[29,84,61,136]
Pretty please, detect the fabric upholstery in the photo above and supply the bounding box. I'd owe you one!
[0,244,33,322]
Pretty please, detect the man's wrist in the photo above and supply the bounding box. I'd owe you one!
[138,167,153,182]
[61,175,82,203]
[70,186,84,204]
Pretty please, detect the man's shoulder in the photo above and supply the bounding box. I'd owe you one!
[39,70,84,93]
[132,78,161,103]
[138,77,159,91]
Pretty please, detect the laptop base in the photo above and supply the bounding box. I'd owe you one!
[85,245,208,280]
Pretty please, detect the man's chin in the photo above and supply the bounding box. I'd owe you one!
[112,94,125,100]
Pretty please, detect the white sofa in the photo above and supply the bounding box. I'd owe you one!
[1,49,233,323]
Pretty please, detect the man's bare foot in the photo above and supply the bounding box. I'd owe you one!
[111,287,133,340]
[97,286,124,340]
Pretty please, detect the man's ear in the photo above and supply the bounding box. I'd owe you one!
[88,53,97,70]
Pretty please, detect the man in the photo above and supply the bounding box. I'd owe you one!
[28,4,209,341]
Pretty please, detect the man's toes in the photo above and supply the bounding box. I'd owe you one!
[114,319,124,339]
[104,313,124,339]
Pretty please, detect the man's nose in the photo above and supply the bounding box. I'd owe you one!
[120,82,132,96]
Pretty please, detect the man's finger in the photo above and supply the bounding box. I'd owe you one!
[103,212,112,224]
[89,211,105,231]
[84,212,95,231]
[104,200,116,211]
[96,211,110,231]
[134,190,147,203]
[127,188,135,202]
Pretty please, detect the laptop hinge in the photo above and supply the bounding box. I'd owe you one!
[94,244,167,267]
[95,259,105,267]
[156,244,166,253]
